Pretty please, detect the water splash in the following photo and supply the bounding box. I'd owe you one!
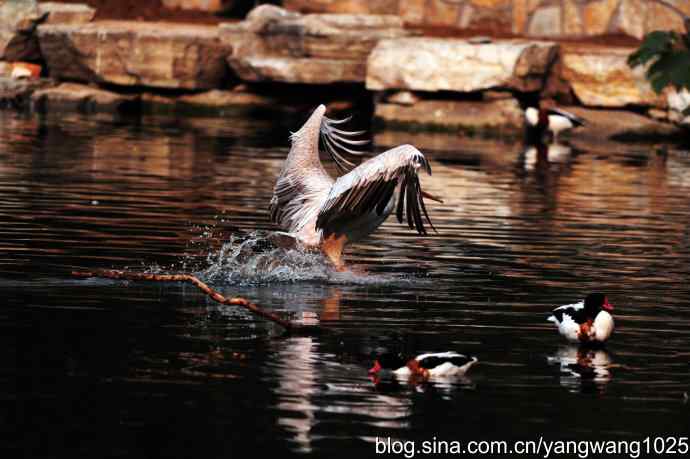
[197,231,403,286]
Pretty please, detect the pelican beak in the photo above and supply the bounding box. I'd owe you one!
[421,190,444,204]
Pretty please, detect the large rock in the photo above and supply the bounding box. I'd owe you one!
[0,0,43,61]
[38,2,95,25]
[366,37,558,92]
[229,56,365,84]
[161,0,234,12]
[561,44,665,108]
[609,0,648,40]
[37,21,232,90]
[374,97,525,132]
[563,106,684,140]
[222,5,411,84]
[283,0,399,14]
[0,75,54,108]
[31,82,140,113]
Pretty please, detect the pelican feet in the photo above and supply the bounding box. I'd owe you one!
[321,233,348,271]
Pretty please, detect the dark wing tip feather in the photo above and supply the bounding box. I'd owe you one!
[320,115,369,173]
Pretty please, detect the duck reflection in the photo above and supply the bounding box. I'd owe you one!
[520,142,573,173]
[547,345,613,394]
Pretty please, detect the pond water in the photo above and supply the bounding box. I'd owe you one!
[4,108,689,457]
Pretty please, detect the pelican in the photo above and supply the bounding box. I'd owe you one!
[269,104,441,270]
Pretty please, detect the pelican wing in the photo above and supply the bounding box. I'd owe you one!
[269,105,368,235]
[315,144,436,236]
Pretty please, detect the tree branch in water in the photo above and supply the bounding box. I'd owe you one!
[72,270,318,332]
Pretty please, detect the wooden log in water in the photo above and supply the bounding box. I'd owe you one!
[71,269,318,332]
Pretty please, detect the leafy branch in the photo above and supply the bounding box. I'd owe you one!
[628,2,690,115]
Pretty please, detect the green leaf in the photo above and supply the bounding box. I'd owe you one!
[646,50,690,93]
[628,31,676,68]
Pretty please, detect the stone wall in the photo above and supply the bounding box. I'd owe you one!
[1,2,688,134]
[285,0,690,39]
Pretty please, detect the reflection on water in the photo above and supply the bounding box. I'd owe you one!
[4,109,690,457]
[547,345,613,394]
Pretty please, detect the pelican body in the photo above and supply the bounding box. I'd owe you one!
[269,105,439,269]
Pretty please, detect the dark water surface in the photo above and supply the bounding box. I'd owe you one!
[4,109,689,457]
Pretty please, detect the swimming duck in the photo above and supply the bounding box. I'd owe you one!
[369,352,478,382]
[525,107,585,140]
[547,293,615,344]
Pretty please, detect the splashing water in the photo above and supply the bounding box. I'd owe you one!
[197,231,401,286]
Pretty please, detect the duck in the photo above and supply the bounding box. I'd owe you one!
[369,352,478,382]
[547,293,615,344]
[525,106,585,141]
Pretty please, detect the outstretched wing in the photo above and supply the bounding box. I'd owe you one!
[315,144,436,236]
[269,105,367,234]
[547,108,585,127]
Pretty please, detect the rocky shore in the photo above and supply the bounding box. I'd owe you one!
[1,0,688,141]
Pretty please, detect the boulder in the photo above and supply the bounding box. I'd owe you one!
[560,44,665,108]
[221,5,411,84]
[374,97,525,132]
[37,21,232,90]
[366,38,558,93]
[0,0,43,61]
[283,0,399,14]
[527,4,562,37]
[38,2,95,25]
[609,0,648,40]
[560,106,683,140]
[31,82,140,113]
[177,88,281,109]
[229,56,365,84]
[161,0,235,13]
[0,76,54,108]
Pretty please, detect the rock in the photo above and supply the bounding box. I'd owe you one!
[38,21,231,90]
[667,89,690,126]
[560,44,665,108]
[161,0,235,13]
[483,89,514,100]
[399,0,513,30]
[223,5,409,59]
[0,75,54,108]
[366,38,558,93]
[178,88,280,108]
[31,82,140,113]
[562,0,583,36]
[609,0,647,40]
[38,2,95,24]
[646,0,690,37]
[229,56,365,84]
[374,97,524,132]
[222,5,411,84]
[561,106,683,140]
[385,90,419,105]
[283,0,399,14]
[0,0,43,61]
[527,5,561,37]
[582,0,618,36]
[647,108,667,121]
